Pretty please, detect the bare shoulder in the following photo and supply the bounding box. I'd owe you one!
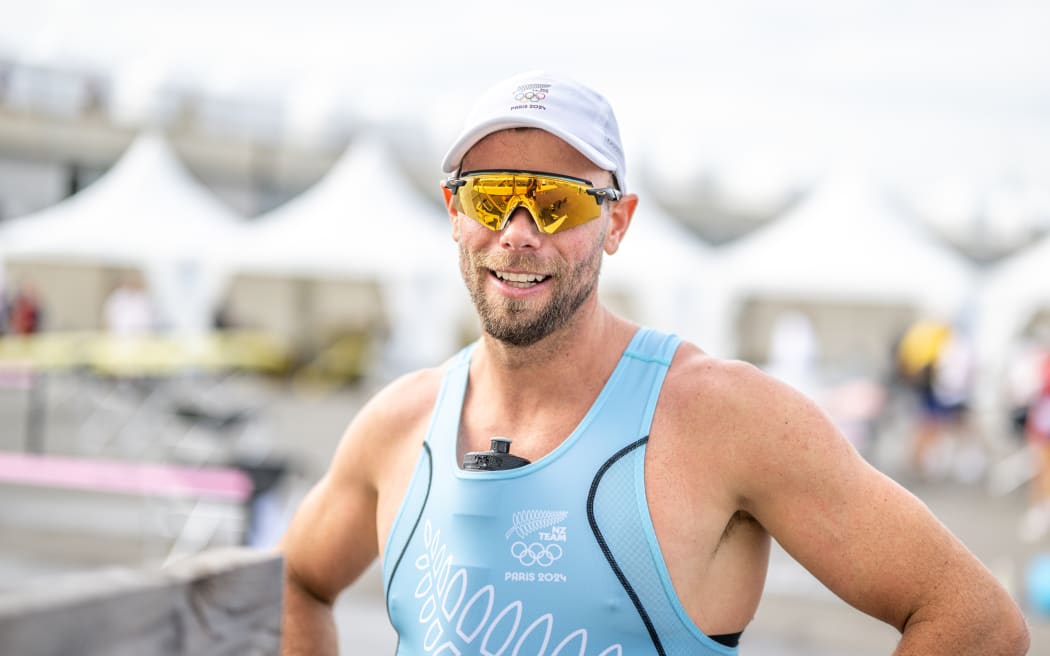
[356,367,445,440]
[656,342,853,499]
[660,341,769,406]
[331,365,446,480]
[659,341,825,443]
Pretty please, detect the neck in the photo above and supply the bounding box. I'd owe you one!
[472,299,636,405]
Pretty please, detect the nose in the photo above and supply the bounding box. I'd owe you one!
[499,206,542,250]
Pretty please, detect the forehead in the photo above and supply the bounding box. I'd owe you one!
[460,128,611,185]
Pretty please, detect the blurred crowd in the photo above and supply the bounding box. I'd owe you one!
[0,275,163,337]
[892,317,1050,542]
[757,306,1050,550]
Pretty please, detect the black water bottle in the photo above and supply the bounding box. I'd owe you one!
[463,437,531,471]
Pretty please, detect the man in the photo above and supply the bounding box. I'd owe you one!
[280,71,1028,655]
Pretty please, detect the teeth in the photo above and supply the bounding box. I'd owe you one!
[496,271,545,283]
[494,270,548,288]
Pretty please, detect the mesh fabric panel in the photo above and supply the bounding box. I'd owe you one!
[589,440,736,656]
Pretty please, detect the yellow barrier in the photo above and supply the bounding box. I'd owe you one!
[0,331,292,376]
[292,332,373,387]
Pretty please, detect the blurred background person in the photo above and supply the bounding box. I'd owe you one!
[1019,348,1050,542]
[0,277,10,334]
[764,309,820,397]
[211,295,237,331]
[896,318,976,479]
[102,275,155,337]
[7,280,45,335]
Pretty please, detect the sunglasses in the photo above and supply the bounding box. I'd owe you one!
[444,170,622,235]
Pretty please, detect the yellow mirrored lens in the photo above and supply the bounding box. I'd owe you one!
[455,174,602,234]
[532,184,601,234]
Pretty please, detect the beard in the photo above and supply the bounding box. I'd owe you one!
[459,233,605,347]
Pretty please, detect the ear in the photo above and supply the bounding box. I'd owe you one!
[603,193,638,255]
[442,184,462,241]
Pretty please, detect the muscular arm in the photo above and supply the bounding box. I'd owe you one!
[278,370,440,655]
[717,360,1029,655]
[279,421,381,655]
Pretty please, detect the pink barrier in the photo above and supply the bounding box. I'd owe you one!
[0,451,253,502]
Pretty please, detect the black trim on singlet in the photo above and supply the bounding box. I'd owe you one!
[384,441,433,630]
[710,631,742,647]
[587,436,745,652]
[587,436,666,655]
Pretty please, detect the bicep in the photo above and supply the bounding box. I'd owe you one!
[280,439,381,605]
[740,393,988,631]
[278,367,441,607]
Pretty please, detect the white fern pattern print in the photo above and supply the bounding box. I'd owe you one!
[414,519,622,655]
[505,510,569,539]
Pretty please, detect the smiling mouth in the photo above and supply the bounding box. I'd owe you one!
[492,270,549,289]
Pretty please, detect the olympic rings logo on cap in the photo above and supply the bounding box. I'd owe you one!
[513,90,547,102]
[510,541,563,567]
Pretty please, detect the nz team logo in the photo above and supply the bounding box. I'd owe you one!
[506,510,568,567]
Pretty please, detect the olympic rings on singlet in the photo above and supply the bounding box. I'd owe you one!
[510,541,563,567]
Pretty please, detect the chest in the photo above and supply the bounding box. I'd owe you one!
[455,397,594,466]
[387,428,656,655]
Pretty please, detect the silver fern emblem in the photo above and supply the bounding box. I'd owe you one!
[505,510,568,539]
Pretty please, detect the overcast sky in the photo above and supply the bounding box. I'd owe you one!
[2,0,1048,193]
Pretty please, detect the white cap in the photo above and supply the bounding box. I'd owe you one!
[442,70,627,191]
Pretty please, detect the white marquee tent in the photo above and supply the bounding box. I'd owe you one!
[714,175,977,368]
[0,132,244,334]
[224,134,466,374]
[601,186,720,352]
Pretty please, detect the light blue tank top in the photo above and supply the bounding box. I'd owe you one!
[383,327,737,655]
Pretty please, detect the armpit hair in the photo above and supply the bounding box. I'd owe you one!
[716,510,761,551]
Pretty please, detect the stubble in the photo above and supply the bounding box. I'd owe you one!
[459,233,605,347]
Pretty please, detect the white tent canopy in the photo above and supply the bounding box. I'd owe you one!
[716,174,977,359]
[980,236,1050,348]
[227,133,465,373]
[228,134,454,280]
[602,187,720,352]
[720,175,976,307]
[0,132,244,334]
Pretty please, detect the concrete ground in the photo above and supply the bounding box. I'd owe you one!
[1,372,1048,654]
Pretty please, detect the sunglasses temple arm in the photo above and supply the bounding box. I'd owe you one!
[586,187,622,204]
